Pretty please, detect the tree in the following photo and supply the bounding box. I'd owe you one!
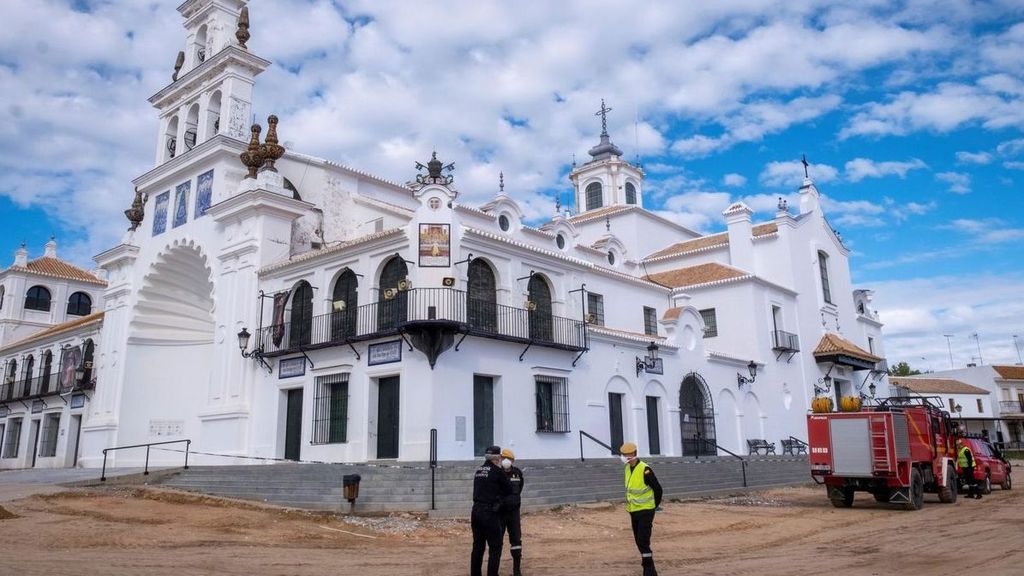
[888,361,922,377]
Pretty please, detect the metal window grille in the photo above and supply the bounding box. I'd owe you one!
[25,286,52,312]
[700,308,718,338]
[587,293,605,326]
[2,419,21,458]
[818,251,832,304]
[585,182,602,210]
[38,415,60,458]
[643,306,658,336]
[625,182,637,205]
[535,376,570,433]
[312,373,349,444]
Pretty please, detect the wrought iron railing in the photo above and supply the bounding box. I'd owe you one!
[771,330,799,352]
[0,372,92,401]
[999,400,1024,414]
[873,358,889,373]
[257,287,588,355]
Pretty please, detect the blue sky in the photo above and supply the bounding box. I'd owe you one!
[0,0,1022,368]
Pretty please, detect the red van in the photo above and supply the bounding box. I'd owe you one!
[958,437,1012,494]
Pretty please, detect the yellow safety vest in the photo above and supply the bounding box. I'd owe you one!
[957,445,974,468]
[624,461,656,513]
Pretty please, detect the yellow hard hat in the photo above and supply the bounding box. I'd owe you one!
[500,448,515,460]
[620,442,637,455]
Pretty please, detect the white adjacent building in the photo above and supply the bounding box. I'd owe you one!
[2,0,893,469]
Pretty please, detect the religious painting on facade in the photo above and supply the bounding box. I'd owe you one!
[173,180,191,228]
[195,170,214,218]
[418,223,450,267]
[58,345,82,394]
[152,191,169,236]
[271,291,291,347]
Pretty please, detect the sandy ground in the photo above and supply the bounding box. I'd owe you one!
[0,481,1020,576]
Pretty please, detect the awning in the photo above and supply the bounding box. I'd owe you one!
[813,332,881,371]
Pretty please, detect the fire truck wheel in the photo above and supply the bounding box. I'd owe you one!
[904,468,924,511]
[829,486,854,508]
[938,468,957,504]
[981,473,992,495]
[1000,472,1012,491]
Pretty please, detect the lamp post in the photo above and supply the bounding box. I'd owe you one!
[238,327,272,373]
[635,342,660,376]
[943,334,954,369]
[868,381,877,398]
[736,360,757,389]
[1013,335,1022,365]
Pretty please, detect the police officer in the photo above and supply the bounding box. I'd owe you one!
[957,438,982,500]
[471,445,514,576]
[500,448,525,576]
[621,442,663,576]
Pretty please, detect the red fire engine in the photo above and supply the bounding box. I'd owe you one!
[806,396,959,510]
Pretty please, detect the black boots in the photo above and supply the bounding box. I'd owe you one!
[511,550,522,576]
[642,557,658,576]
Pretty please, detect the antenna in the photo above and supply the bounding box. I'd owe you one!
[633,104,640,166]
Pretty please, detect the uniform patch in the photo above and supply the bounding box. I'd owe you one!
[644,468,652,475]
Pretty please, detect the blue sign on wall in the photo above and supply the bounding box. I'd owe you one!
[195,170,213,218]
[173,180,191,228]
[152,191,169,235]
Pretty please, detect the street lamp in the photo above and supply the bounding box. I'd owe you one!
[237,327,272,373]
[736,360,758,389]
[868,381,877,398]
[635,342,660,376]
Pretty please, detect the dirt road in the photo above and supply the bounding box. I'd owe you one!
[0,482,1020,575]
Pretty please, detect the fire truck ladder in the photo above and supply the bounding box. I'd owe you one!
[869,415,892,473]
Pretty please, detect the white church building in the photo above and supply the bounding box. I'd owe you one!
[1,0,890,470]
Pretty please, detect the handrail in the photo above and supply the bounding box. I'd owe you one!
[429,428,437,511]
[101,439,191,481]
[697,438,747,487]
[579,430,614,462]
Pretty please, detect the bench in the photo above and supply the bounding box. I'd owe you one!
[781,438,808,455]
[746,439,776,455]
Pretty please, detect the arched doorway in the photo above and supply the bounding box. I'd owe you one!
[680,372,716,456]
[378,256,408,331]
[331,269,358,341]
[289,281,314,347]
[527,274,553,342]
[467,259,497,331]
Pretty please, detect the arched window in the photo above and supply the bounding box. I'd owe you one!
[206,91,222,140]
[22,355,34,397]
[289,281,314,348]
[818,251,832,304]
[378,257,408,331]
[39,350,53,395]
[194,24,208,65]
[527,274,553,342]
[330,269,359,341]
[585,182,603,211]
[25,286,52,312]
[3,359,15,400]
[625,182,637,205]
[81,339,95,389]
[0,284,5,310]
[184,103,200,152]
[67,292,92,316]
[467,259,497,331]
[165,116,179,161]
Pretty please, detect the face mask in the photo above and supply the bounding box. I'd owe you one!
[501,458,512,470]
[620,455,630,464]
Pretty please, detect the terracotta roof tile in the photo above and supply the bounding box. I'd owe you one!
[643,262,748,289]
[566,205,631,223]
[662,307,683,321]
[812,333,881,363]
[994,365,1024,380]
[890,377,990,395]
[0,311,105,353]
[644,222,778,261]
[8,257,106,285]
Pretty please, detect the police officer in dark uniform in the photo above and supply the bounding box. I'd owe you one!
[500,448,525,576]
[471,445,514,576]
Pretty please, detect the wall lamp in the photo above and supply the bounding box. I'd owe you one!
[736,360,758,389]
[635,342,660,376]
[237,327,272,373]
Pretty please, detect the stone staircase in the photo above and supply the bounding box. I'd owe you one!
[155,455,811,514]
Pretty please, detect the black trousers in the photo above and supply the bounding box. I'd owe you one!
[960,466,978,497]
[471,508,505,576]
[629,509,656,566]
[504,508,522,551]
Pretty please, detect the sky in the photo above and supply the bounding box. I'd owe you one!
[0,0,1022,369]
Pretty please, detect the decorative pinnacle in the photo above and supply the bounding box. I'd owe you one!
[261,115,285,172]
[605,215,611,232]
[172,51,185,81]
[499,171,504,194]
[415,151,455,185]
[125,187,147,231]
[801,154,810,179]
[236,6,251,49]
[596,99,612,137]
[555,193,561,215]
[239,123,264,179]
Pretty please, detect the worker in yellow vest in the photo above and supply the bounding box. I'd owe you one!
[621,442,663,576]
[956,438,981,500]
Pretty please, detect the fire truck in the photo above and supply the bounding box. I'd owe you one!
[806,396,959,510]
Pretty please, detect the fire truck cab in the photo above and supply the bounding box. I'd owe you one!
[807,396,959,510]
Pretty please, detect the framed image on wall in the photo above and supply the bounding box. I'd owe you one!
[418,223,450,267]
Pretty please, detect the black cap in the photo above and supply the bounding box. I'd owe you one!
[484,445,501,455]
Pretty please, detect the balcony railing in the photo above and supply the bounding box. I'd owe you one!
[771,330,800,352]
[1,372,94,402]
[999,400,1024,415]
[873,358,889,373]
[256,287,588,356]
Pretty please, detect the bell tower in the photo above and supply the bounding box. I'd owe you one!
[150,0,270,165]
[568,100,646,214]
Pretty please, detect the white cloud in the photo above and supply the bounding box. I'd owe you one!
[722,173,747,187]
[996,138,1024,156]
[1004,161,1024,170]
[935,171,971,194]
[955,151,992,164]
[759,161,839,188]
[945,218,1024,244]
[844,157,927,181]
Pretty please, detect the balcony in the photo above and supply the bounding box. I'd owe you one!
[1,372,94,403]
[999,400,1024,415]
[771,330,800,352]
[256,287,588,357]
[873,358,889,374]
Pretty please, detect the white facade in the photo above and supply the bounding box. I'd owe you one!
[4,1,894,469]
